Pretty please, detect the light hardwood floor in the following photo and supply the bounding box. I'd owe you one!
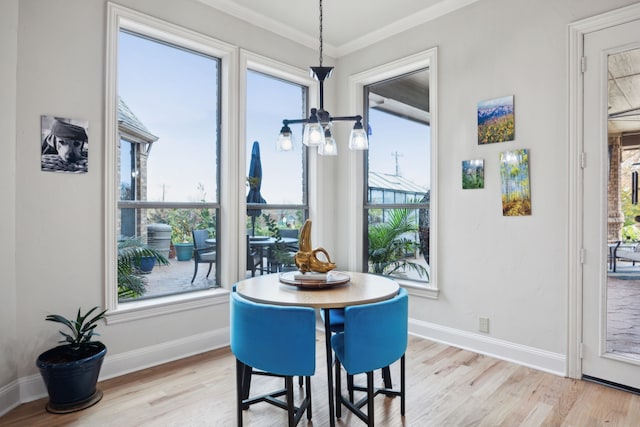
[2,334,640,426]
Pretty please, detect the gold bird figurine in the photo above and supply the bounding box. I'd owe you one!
[294,220,336,273]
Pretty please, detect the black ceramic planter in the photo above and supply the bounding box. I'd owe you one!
[36,342,107,413]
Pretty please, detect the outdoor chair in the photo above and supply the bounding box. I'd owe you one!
[230,292,316,427]
[247,235,263,277]
[191,229,216,283]
[331,288,408,426]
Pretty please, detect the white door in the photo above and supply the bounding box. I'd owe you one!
[582,18,640,390]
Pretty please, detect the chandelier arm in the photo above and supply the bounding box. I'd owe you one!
[282,118,309,125]
[330,115,363,122]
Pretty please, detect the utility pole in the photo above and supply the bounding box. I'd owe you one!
[392,151,403,176]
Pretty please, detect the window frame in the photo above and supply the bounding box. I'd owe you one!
[238,50,316,276]
[104,3,237,323]
[348,49,439,299]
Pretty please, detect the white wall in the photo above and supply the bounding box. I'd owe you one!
[0,0,19,410]
[330,0,639,370]
[3,0,639,414]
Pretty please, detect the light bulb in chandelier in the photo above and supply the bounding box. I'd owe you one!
[318,126,337,156]
[349,120,369,150]
[302,109,324,146]
[276,123,294,151]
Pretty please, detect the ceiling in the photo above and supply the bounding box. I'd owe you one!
[196,0,480,57]
[609,48,640,137]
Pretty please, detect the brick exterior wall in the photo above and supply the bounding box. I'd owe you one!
[608,135,624,242]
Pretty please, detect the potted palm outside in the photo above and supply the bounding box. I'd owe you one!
[36,307,108,413]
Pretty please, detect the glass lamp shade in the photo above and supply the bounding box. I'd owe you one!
[303,122,324,146]
[318,127,337,156]
[277,131,294,151]
[348,125,369,150]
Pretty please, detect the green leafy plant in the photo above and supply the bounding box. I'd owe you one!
[118,236,169,299]
[368,208,429,278]
[45,306,107,350]
[263,213,294,267]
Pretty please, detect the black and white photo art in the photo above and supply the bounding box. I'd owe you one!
[41,115,89,173]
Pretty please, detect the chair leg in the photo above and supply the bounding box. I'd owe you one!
[285,376,295,427]
[191,263,199,284]
[241,364,252,405]
[401,354,406,416]
[382,366,392,388]
[235,359,244,427]
[305,376,313,420]
[347,374,354,402]
[206,262,213,278]
[366,371,375,427]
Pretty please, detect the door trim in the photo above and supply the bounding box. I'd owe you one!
[568,2,640,380]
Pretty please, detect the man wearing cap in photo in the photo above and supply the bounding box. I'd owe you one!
[41,119,88,164]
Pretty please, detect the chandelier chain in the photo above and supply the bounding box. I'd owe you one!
[318,0,323,66]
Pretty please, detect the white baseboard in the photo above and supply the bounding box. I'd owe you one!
[409,319,566,376]
[0,380,21,418]
[1,326,230,415]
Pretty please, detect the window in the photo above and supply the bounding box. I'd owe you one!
[360,51,437,291]
[105,4,236,317]
[242,57,311,273]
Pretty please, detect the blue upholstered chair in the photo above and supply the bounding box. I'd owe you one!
[191,229,216,283]
[230,292,316,427]
[321,307,393,396]
[331,288,408,426]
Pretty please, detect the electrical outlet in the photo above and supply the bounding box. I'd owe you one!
[479,317,490,333]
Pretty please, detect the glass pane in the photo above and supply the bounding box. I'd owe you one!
[244,208,302,274]
[117,207,218,302]
[118,30,219,203]
[119,140,136,201]
[365,68,430,284]
[116,27,221,302]
[367,108,430,204]
[367,207,430,282]
[246,70,306,205]
[606,47,640,361]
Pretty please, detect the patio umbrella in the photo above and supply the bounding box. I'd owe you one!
[247,141,266,236]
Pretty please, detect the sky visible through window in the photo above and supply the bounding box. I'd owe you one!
[119,31,430,205]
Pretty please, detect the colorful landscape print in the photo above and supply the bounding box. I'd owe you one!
[477,95,515,144]
[462,159,484,189]
[500,149,531,216]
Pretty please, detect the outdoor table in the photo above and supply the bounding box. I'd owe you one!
[247,236,298,273]
[235,271,399,427]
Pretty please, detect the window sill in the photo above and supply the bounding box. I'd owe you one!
[105,288,230,325]
[397,279,439,299]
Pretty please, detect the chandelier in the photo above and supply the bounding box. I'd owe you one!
[276,0,369,156]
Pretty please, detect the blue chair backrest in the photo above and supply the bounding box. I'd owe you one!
[230,292,316,376]
[192,229,209,250]
[341,288,408,374]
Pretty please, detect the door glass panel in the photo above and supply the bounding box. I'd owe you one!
[606,47,640,361]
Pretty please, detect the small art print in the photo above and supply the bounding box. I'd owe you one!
[500,149,531,216]
[462,159,484,189]
[477,95,515,145]
[41,115,88,173]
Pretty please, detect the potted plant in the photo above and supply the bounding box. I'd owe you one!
[168,209,195,261]
[118,236,169,299]
[36,307,108,413]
